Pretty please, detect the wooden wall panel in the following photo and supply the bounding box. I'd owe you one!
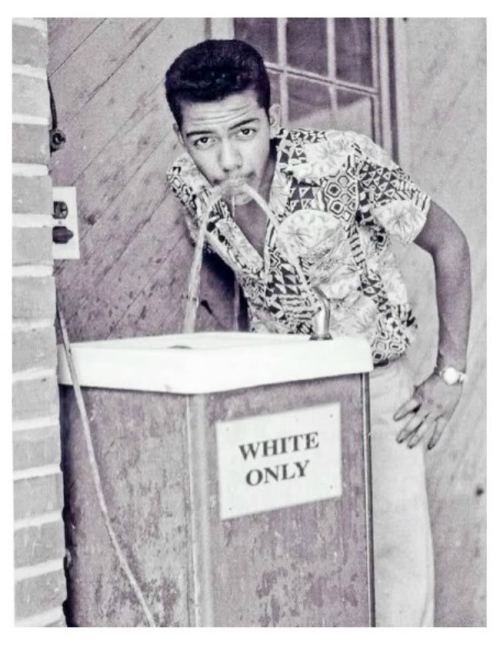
[401,18,486,626]
[48,18,234,343]
[48,18,105,74]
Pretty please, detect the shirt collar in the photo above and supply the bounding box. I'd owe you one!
[167,127,323,202]
[274,128,321,186]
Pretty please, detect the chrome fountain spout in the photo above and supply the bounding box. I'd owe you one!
[310,285,332,341]
[236,184,333,342]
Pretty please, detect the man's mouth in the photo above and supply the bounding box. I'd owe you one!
[218,176,253,198]
[220,176,248,188]
[225,178,245,187]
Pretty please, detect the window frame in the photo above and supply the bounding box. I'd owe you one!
[387,18,412,168]
[209,17,394,154]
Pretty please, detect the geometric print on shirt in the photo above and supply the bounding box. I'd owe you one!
[166,126,431,363]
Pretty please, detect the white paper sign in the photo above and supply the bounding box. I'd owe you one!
[216,403,342,519]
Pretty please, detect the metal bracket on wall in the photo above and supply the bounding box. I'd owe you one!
[52,187,80,260]
[49,78,79,259]
[48,78,66,153]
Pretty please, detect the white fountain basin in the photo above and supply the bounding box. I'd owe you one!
[57,332,373,394]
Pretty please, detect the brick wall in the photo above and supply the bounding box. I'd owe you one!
[12,18,67,627]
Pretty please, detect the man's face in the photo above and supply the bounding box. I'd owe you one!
[176,88,280,205]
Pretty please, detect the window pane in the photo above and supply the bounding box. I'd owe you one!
[286,18,328,76]
[288,77,332,129]
[335,18,373,87]
[268,70,281,104]
[335,89,374,138]
[234,18,278,63]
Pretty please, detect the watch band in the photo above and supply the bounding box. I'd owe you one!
[436,366,467,385]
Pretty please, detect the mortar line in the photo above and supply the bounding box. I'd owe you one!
[13,464,61,482]
[12,415,60,432]
[12,367,55,382]
[15,558,63,582]
[12,114,49,126]
[14,510,62,530]
[12,163,48,176]
[12,266,53,277]
[12,64,47,80]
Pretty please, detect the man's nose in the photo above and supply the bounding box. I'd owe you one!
[219,140,242,173]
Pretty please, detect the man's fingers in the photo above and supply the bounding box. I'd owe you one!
[427,417,448,450]
[407,417,434,449]
[393,395,421,421]
[396,413,427,443]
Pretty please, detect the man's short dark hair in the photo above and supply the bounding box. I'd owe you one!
[165,39,271,127]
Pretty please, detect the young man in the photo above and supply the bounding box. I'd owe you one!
[165,39,471,626]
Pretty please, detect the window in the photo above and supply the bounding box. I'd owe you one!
[211,18,393,151]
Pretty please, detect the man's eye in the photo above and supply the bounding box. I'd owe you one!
[193,137,215,149]
[237,128,257,139]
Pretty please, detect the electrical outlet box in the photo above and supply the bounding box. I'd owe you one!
[52,186,80,260]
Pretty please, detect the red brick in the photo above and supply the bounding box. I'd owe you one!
[13,424,61,471]
[14,518,65,568]
[12,123,50,164]
[14,472,63,520]
[12,373,59,421]
[15,567,66,620]
[12,175,52,215]
[12,325,57,372]
[12,227,53,265]
[12,275,56,320]
[12,24,48,68]
[12,74,50,120]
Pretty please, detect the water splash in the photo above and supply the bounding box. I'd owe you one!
[182,182,322,335]
[182,187,223,334]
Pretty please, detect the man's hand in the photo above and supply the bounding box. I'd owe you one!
[393,373,463,450]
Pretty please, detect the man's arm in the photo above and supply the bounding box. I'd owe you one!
[393,200,472,450]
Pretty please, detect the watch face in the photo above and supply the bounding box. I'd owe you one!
[441,368,461,385]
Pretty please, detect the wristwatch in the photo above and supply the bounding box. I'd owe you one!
[435,366,467,385]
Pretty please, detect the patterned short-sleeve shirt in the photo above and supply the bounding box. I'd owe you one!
[167,127,431,364]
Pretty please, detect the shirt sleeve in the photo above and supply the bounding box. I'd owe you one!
[166,158,211,251]
[352,132,431,245]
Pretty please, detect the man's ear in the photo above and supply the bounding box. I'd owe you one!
[269,104,281,138]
